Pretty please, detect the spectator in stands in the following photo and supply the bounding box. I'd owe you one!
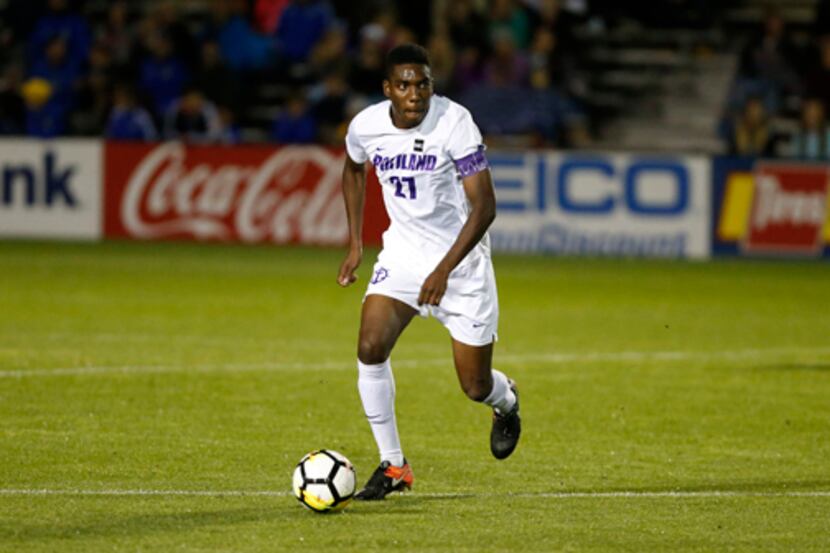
[212,0,275,72]
[0,64,26,135]
[489,0,531,50]
[195,40,240,116]
[453,45,486,94]
[275,0,334,64]
[105,83,157,142]
[309,69,349,145]
[484,29,529,87]
[271,90,317,144]
[22,77,64,138]
[447,0,489,53]
[163,86,223,144]
[362,6,400,52]
[527,0,578,52]
[309,24,348,78]
[528,27,555,79]
[728,97,776,157]
[788,98,830,161]
[72,41,114,135]
[152,2,198,68]
[737,8,801,106]
[427,32,456,94]
[138,33,189,118]
[527,21,574,92]
[29,0,91,70]
[349,24,387,97]
[28,35,80,136]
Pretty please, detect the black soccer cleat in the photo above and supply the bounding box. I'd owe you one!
[354,460,414,501]
[490,380,521,460]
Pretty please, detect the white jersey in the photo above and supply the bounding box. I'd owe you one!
[345,95,491,270]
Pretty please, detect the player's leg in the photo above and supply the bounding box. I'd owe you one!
[451,338,521,460]
[355,293,417,500]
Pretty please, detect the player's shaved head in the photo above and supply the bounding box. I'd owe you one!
[385,44,430,77]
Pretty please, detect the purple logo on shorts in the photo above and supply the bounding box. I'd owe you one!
[371,267,389,284]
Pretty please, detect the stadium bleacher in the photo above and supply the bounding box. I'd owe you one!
[1,0,829,158]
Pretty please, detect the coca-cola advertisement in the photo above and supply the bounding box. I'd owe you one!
[712,158,830,258]
[104,142,388,246]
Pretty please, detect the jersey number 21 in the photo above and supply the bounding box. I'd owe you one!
[391,176,416,200]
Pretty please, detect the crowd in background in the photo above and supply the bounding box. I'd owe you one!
[724,3,830,160]
[0,0,591,147]
[2,0,830,159]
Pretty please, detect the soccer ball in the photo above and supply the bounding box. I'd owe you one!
[292,449,356,512]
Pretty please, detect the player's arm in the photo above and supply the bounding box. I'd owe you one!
[338,155,367,287]
[418,166,496,306]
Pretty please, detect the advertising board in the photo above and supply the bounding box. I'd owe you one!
[0,139,102,240]
[104,142,388,246]
[712,158,830,258]
[489,152,711,258]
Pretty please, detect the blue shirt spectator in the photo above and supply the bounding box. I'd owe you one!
[26,35,80,137]
[275,0,334,63]
[272,96,317,144]
[139,34,189,117]
[29,0,91,69]
[218,15,275,71]
[106,85,158,141]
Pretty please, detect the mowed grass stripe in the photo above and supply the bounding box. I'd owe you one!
[2,346,829,378]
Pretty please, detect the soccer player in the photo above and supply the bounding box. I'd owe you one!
[337,44,520,500]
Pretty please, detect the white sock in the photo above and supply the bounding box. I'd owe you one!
[357,358,405,467]
[483,369,516,415]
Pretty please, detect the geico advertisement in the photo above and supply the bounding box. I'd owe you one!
[0,139,102,239]
[489,152,711,258]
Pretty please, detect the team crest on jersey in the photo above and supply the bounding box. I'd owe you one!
[414,139,424,152]
[371,267,390,284]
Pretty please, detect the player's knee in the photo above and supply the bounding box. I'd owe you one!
[357,336,390,365]
[461,376,493,402]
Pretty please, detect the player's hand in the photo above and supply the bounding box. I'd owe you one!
[337,248,362,287]
[418,267,449,306]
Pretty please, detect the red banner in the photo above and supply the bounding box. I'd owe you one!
[104,142,388,246]
[744,164,828,255]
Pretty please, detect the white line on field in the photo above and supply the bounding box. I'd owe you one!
[2,347,829,378]
[1,488,829,499]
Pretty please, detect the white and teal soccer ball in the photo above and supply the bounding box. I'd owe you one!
[292,449,356,513]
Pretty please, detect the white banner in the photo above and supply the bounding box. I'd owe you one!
[489,152,712,258]
[0,139,102,240]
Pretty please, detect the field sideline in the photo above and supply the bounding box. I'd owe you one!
[1,241,829,552]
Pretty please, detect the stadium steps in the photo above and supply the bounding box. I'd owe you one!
[579,17,733,154]
[595,53,735,154]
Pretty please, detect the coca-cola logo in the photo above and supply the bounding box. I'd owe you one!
[744,165,829,255]
[120,142,349,244]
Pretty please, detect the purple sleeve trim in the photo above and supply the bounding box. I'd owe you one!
[454,147,489,177]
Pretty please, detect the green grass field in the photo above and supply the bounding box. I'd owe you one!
[1,240,829,552]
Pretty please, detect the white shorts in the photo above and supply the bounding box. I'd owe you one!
[364,250,499,346]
